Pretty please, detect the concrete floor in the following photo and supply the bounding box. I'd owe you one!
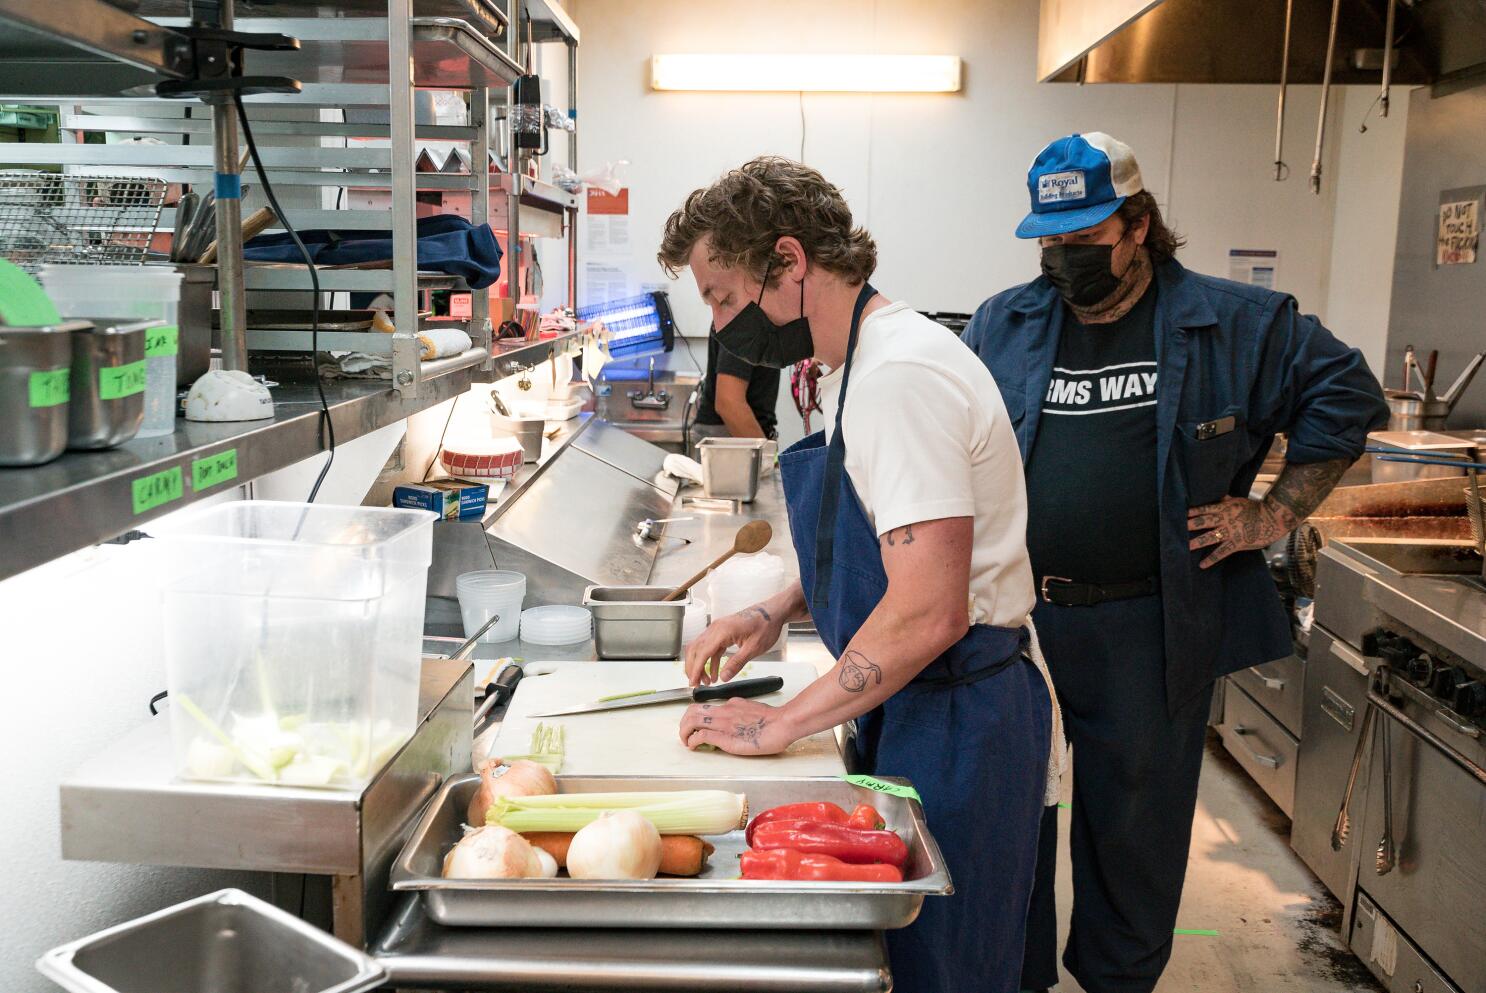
[1043,732,1383,993]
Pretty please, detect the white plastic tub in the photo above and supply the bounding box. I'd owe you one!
[41,264,183,438]
[152,501,437,789]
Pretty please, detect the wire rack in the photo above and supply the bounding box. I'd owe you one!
[0,170,167,272]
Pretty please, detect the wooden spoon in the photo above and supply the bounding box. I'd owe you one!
[662,519,773,603]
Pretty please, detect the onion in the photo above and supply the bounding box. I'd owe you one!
[467,758,557,825]
[533,845,559,878]
[566,810,663,880]
[442,825,547,879]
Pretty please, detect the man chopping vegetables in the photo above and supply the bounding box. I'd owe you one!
[658,156,1059,993]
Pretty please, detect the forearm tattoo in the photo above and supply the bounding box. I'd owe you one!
[733,717,766,748]
[882,524,915,547]
[1265,458,1350,528]
[838,649,883,693]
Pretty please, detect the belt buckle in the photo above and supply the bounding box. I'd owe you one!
[1040,576,1072,604]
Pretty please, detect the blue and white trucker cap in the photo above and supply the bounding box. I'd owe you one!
[1015,132,1144,239]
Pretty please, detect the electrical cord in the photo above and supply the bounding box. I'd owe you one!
[233,91,336,502]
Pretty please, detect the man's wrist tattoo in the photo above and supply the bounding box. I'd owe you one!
[744,605,772,624]
[838,649,883,693]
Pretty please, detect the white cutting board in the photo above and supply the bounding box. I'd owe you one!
[482,661,845,776]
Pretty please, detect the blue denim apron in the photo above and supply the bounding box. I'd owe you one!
[778,285,1051,993]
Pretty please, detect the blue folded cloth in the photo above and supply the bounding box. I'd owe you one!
[243,214,504,289]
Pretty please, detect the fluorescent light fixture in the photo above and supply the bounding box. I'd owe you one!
[651,54,962,93]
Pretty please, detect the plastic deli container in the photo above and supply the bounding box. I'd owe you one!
[441,435,525,479]
[41,264,184,438]
[456,569,527,643]
[152,501,437,790]
[520,605,592,646]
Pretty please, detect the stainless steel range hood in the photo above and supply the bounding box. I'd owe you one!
[1039,0,1485,87]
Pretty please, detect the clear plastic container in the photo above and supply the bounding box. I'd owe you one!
[40,264,183,438]
[456,569,526,642]
[152,501,438,789]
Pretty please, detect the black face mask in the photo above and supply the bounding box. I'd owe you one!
[713,262,813,369]
[1041,238,1125,308]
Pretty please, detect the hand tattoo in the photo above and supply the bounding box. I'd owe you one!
[838,649,884,693]
[702,715,712,724]
[882,524,915,547]
[1187,458,1351,568]
[744,606,772,624]
[733,717,766,749]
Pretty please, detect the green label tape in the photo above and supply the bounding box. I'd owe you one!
[1173,928,1220,937]
[28,368,70,408]
[131,466,183,515]
[843,775,921,802]
[192,449,238,491]
[1057,802,1071,810]
[145,324,179,358]
[99,360,146,400]
[0,258,61,326]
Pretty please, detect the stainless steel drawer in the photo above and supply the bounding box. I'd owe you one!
[1350,892,1462,993]
[1218,680,1300,818]
[1230,652,1305,738]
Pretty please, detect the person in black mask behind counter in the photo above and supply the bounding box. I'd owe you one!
[687,331,780,456]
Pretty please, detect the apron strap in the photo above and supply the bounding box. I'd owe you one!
[810,282,878,612]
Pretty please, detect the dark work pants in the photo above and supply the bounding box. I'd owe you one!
[1020,595,1214,993]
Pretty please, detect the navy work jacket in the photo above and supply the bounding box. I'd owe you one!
[962,259,1388,711]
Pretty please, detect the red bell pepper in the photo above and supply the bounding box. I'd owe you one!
[740,848,903,883]
[744,801,849,845]
[751,820,910,868]
[847,803,886,831]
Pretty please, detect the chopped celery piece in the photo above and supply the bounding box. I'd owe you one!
[486,789,746,835]
[174,693,277,782]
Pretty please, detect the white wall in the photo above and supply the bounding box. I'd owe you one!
[568,0,1407,442]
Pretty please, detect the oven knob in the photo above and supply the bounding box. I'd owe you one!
[1451,680,1486,719]
[1406,653,1435,686]
[1430,665,1465,700]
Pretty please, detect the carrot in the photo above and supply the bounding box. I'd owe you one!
[523,832,715,876]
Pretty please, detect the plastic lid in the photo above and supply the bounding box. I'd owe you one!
[520,605,592,645]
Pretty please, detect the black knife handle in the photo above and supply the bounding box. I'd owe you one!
[693,676,785,703]
[488,663,525,706]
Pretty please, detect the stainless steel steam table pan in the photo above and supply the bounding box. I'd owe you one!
[390,773,951,929]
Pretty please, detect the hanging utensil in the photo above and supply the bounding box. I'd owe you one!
[170,192,198,263]
[1332,702,1376,851]
[1422,349,1439,400]
[661,519,773,604]
[1439,352,1486,412]
[450,611,507,662]
[1380,0,1397,118]
[1310,0,1342,194]
[1376,708,1397,875]
[1273,0,1294,181]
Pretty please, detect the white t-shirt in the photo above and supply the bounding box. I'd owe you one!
[818,302,1036,629]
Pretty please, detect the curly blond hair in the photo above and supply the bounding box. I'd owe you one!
[658,156,876,286]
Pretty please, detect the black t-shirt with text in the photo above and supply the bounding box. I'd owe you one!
[1025,286,1161,585]
[696,336,780,438]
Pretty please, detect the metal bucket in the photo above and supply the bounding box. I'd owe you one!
[0,320,87,466]
[67,316,152,450]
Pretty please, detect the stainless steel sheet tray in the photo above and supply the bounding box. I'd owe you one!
[390,774,951,930]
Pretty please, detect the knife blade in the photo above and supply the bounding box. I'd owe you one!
[527,676,785,718]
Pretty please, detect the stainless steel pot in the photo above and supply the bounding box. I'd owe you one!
[1386,351,1485,431]
[0,319,88,466]
[175,263,214,387]
[67,317,152,450]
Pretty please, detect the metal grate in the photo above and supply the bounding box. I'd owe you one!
[0,170,166,272]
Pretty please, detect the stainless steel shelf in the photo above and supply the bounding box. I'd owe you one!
[60,114,480,141]
[0,370,479,583]
[524,0,579,44]
[499,173,578,214]
[242,266,466,293]
[486,328,587,379]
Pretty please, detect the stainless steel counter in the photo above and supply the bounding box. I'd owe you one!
[648,470,801,588]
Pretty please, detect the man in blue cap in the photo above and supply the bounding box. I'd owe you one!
[962,134,1387,993]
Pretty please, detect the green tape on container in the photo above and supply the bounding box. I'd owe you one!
[1173,928,1220,937]
[842,775,921,803]
[28,368,69,408]
[99,360,146,400]
[145,324,179,358]
[132,465,183,515]
[1057,802,1071,810]
[0,259,60,326]
[192,448,238,491]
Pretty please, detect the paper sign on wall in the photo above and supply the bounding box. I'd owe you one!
[1436,199,1479,266]
[586,187,630,254]
[1228,249,1279,290]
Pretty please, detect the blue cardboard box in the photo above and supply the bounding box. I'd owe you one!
[394,480,490,520]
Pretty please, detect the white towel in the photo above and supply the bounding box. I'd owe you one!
[1025,617,1068,807]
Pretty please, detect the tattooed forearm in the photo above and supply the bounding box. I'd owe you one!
[1265,458,1350,527]
[837,649,883,693]
[881,524,915,547]
[733,717,766,748]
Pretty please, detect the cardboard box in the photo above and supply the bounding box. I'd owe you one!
[393,479,490,520]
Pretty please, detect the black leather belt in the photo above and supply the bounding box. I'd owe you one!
[1040,575,1159,607]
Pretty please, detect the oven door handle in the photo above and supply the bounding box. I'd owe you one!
[1368,690,1486,786]
[1230,725,1282,768]
[1329,639,1372,676]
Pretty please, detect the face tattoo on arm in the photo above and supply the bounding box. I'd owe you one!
[838,649,884,692]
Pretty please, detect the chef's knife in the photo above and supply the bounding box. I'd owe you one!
[527,676,784,718]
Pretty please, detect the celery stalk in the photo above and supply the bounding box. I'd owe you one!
[486,789,746,835]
